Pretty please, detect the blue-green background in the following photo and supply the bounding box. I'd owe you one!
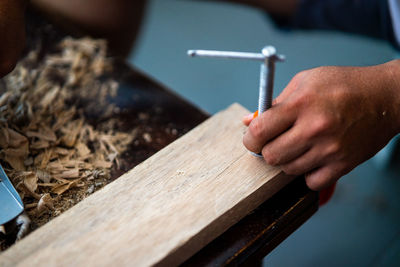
[130,1,400,265]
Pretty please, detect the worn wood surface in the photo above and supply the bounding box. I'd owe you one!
[183,177,318,266]
[0,103,294,267]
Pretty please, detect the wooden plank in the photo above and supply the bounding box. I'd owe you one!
[181,177,318,266]
[0,103,294,267]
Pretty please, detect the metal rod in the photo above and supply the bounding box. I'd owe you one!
[188,50,265,61]
[187,46,285,158]
[265,58,275,111]
[258,63,267,114]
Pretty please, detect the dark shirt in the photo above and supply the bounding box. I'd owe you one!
[272,0,398,49]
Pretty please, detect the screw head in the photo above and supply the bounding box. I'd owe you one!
[262,46,285,62]
[261,46,276,57]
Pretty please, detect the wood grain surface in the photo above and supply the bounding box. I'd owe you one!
[0,103,294,267]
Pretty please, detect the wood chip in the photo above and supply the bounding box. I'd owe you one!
[143,133,152,143]
[4,155,25,171]
[0,127,10,149]
[23,172,38,193]
[76,142,90,158]
[0,36,136,249]
[60,119,83,147]
[30,140,50,150]
[0,92,12,107]
[37,193,54,214]
[53,169,80,179]
[36,170,51,183]
[26,128,57,142]
[52,179,80,195]
[40,86,60,109]
[93,160,113,169]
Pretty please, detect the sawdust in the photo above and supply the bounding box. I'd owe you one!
[0,36,134,249]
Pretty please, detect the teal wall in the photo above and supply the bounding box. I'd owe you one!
[129,1,400,266]
[131,0,395,114]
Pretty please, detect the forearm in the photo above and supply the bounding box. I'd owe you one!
[0,0,27,77]
[382,59,400,134]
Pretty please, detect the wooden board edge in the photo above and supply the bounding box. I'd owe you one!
[157,172,295,266]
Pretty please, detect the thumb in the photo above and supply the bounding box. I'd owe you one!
[242,111,258,126]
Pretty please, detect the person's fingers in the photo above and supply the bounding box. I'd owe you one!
[243,104,296,153]
[261,127,310,166]
[278,147,323,176]
[243,72,303,137]
[304,163,344,191]
[242,113,254,126]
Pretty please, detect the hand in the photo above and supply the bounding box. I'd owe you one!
[243,61,400,190]
[0,0,27,77]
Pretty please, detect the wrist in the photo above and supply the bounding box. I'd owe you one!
[382,59,400,134]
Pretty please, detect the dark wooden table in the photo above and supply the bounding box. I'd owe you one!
[24,9,319,266]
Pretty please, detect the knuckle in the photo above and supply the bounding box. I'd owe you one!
[305,178,322,191]
[248,119,264,140]
[289,88,313,110]
[308,116,332,137]
[262,149,278,166]
[325,141,341,156]
[281,163,303,176]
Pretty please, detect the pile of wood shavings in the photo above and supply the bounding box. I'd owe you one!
[0,37,133,236]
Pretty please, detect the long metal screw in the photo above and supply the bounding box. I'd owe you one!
[188,46,285,157]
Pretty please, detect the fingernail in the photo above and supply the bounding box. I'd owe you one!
[244,113,253,120]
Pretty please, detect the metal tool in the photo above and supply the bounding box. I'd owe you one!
[0,164,24,225]
[188,46,285,157]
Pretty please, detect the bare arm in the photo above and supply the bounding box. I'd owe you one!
[0,0,27,77]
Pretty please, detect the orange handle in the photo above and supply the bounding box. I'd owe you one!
[253,110,259,119]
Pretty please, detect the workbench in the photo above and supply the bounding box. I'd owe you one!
[83,59,318,266]
[11,9,319,265]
